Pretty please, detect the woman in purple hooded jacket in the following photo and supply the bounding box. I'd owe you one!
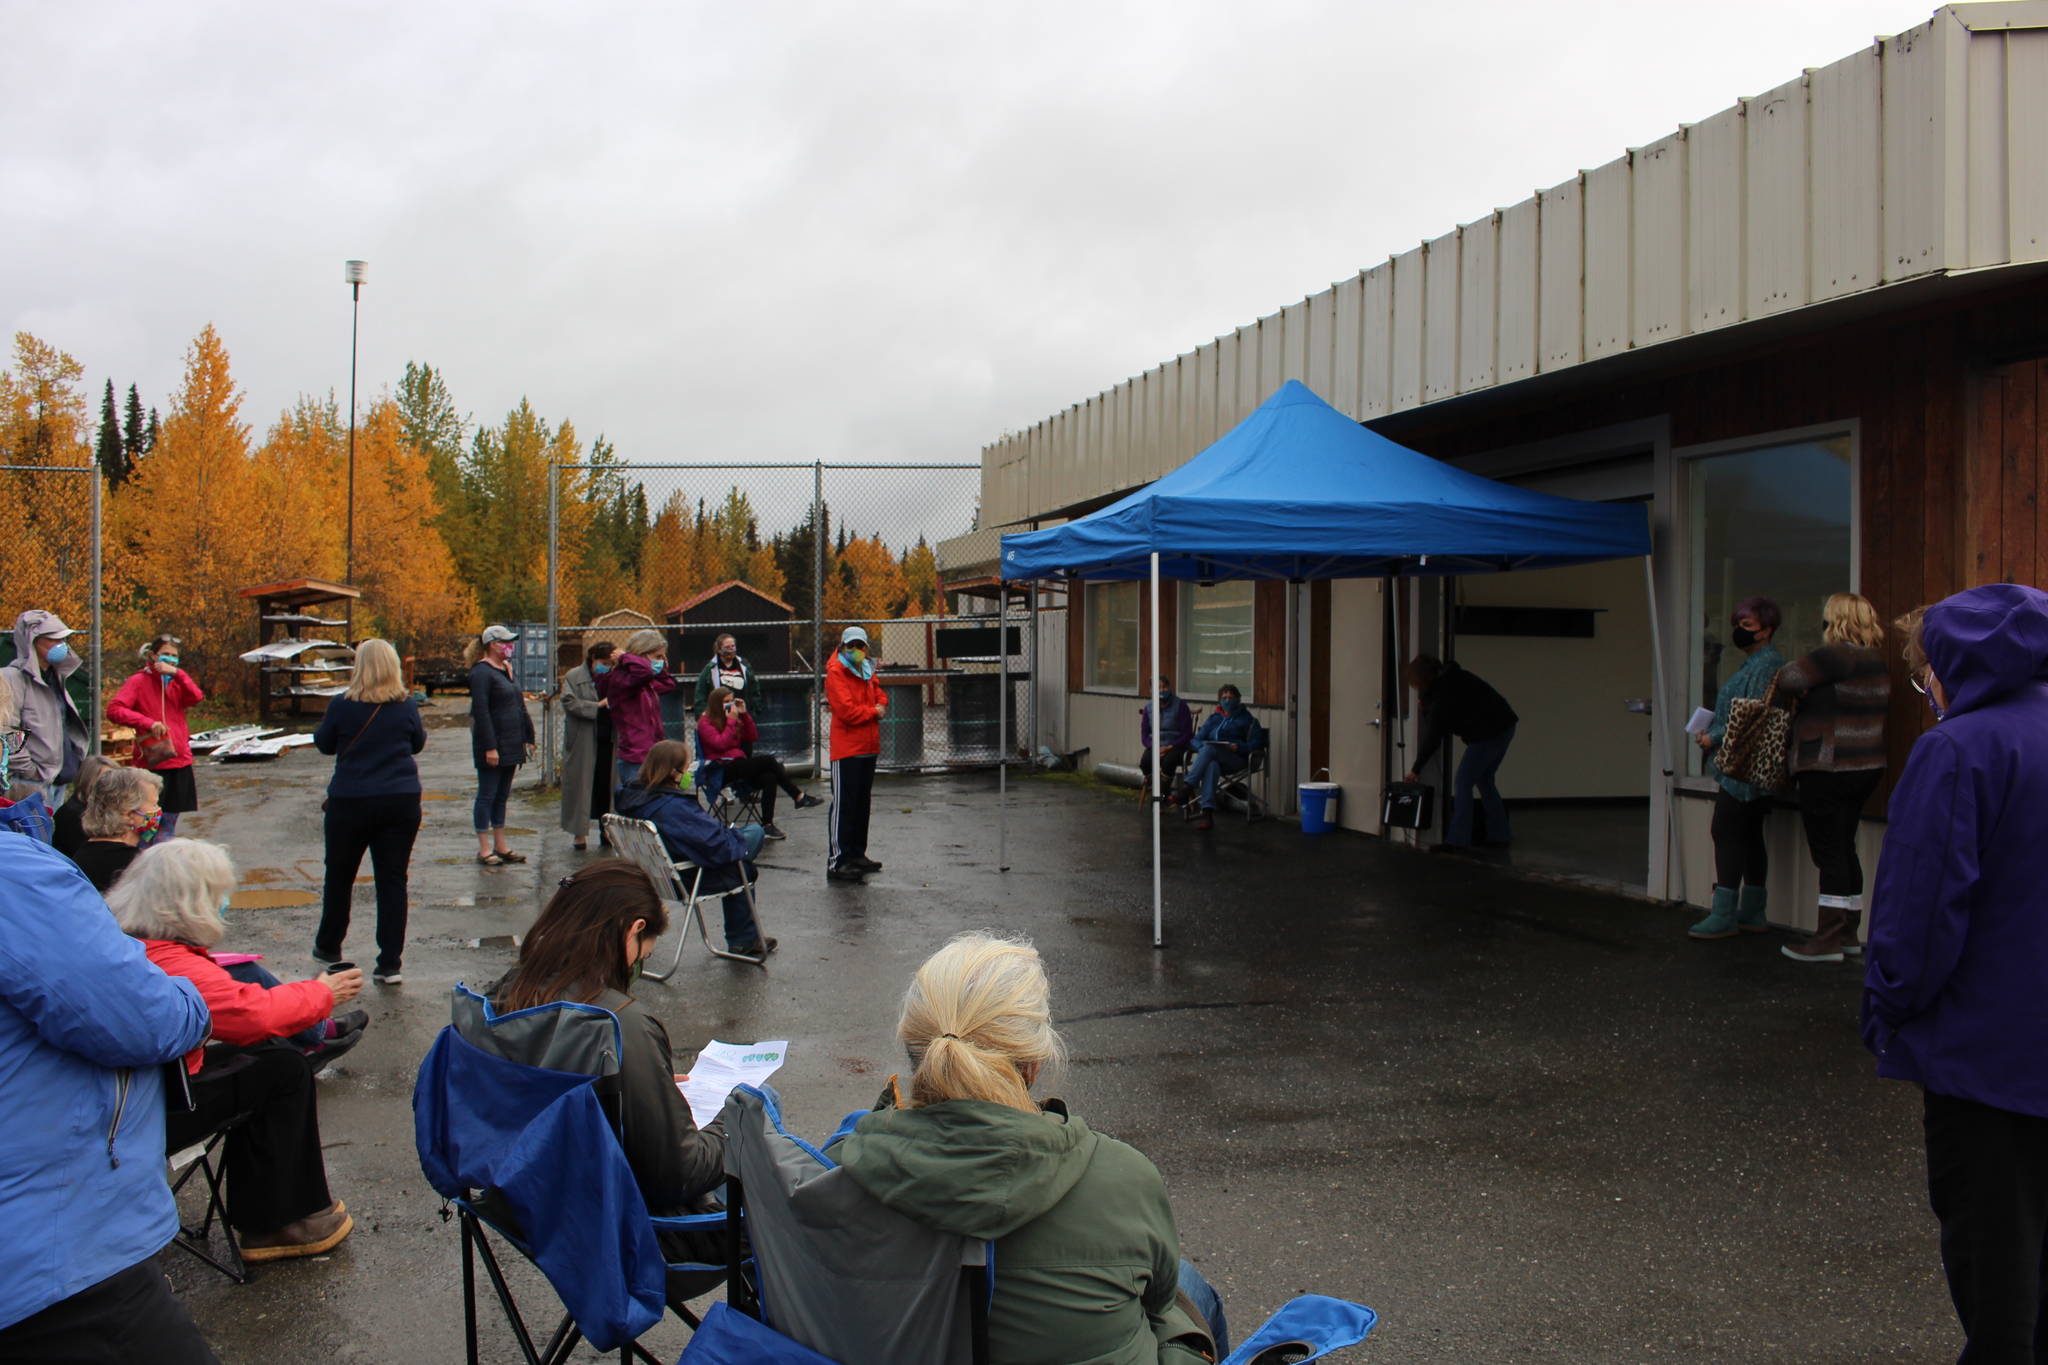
[1864,583,2048,1361]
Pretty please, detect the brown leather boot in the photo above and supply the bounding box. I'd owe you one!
[240,1202,353,1261]
[1841,909,1864,957]
[1782,904,1848,963]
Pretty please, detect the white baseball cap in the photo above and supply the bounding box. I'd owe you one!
[481,624,519,645]
[839,626,870,647]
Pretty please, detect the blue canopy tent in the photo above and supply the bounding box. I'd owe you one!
[996,381,1664,945]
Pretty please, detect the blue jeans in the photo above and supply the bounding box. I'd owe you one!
[1447,723,1515,846]
[708,825,767,949]
[616,757,643,789]
[1178,1260,1231,1356]
[224,961,327,1049]
[474,764,517,833]
[1182,743,1249,810]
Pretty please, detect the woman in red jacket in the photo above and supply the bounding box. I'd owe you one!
[105,634,203,842]
[824,625,887,883]
[107,838,362,1262]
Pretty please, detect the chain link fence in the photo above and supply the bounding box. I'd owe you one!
[538,461,1034,783]
[0,463,104,744]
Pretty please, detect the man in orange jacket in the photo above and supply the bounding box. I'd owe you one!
[824,625,886,883]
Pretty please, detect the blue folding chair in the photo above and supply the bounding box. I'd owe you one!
[414,986,728,1364]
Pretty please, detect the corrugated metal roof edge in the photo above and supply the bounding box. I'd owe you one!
[1945,0,2048,30]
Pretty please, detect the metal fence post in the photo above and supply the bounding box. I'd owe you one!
[811,459,824,775]
[544,461,559,784]
[90,469,103,755]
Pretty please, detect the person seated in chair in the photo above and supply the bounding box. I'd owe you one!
[1136,676,1193,800]
[109,838,361,1262]
[615,739,775,959]
[696,686,819,841]
[833,932,1229,1363]
[1171,684,1264,831]
[71,764,162,892]
[473,860,728,1263]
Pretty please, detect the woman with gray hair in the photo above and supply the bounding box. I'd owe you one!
[71,765,162,893]
[111,839,361,1261]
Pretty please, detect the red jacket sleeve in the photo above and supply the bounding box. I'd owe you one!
[146,941,332,1058]
[738,712,758,746]
[826,661,882,726]
[170,669,205,708]
[105,674,155,730]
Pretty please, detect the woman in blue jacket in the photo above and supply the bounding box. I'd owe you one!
[613,739,774,959]
[1865,584,2048,1361]
[0,835,215,1361]
[1688,596,1787,940]
[468,624,535,866]
[1170,684,1264,830]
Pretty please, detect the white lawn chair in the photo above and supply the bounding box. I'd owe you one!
[601,814,769,977]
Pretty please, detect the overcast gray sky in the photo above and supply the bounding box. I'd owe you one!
[9,0,1935,480]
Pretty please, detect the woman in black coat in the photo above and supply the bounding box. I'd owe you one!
[468,625,534,867]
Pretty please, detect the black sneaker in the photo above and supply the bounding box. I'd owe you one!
[731,938,778,959]
[761,823,788,840]
[793,793,823,810]
[826,866,865,884]
[311,946,341,967]
[850,856,882,873]
[303,1023,367,1068]
[372,968,404,986]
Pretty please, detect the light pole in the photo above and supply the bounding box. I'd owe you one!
[344,259,367,586]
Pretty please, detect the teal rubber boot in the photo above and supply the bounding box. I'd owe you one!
[1736,884,1770,933]
[1688,886,1741,940]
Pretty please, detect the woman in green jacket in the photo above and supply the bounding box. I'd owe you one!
[833,933,1226,1365]
[1688,595,1788,940]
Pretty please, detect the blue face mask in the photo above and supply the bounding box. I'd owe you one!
[1216,697,1236,712]
[651,659,667,675]
[593,662,611,676]
[43,641,71,667]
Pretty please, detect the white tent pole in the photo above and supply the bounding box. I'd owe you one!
[1388,571,1408,845]
[1642,554,1684,902]
[1151,553,1163,948]
[998,580,1009,873]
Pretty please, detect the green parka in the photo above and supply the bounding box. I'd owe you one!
[833,1097,1213,1365]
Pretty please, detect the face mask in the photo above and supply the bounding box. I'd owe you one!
[848,646,866,662]
[1731,626,1758,649]
[627,956,645,984]
[134,810,162,838]
[1217,697,1236,712]
[217,893,233,915]
[156,655,180,670]
[1911,674,1947,722]
[492,642,516,661]
[592,662,611,676]
[43,641,71,666]
[651,659,667,675]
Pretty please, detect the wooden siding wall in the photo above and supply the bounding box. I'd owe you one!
[1380,279,2048,792]
[1253,581,1287,705]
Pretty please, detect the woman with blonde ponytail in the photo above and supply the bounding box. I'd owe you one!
[833,933,1229,1364]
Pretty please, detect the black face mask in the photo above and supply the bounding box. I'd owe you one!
[1731,626,1758,649]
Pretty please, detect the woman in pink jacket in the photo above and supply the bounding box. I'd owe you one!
[695,685,819,839]
[105,634,203,842]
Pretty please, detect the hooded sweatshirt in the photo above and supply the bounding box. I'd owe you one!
[3,611,86,788]
[833,1099,1211,1365]
[1863,583,2048,1118]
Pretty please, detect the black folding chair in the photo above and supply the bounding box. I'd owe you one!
[162,1060,251,1284]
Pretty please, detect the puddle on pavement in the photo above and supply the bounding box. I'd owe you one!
[229,889,318,909]
[240,866,289,886]
[441,894,521,907]
[499,826,537,836]
[469,934,522,950]
[419,790,455,801]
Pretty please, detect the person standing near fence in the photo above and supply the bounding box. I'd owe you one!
[106,635,203,843]
[692,632,754,718]
[559,641,616,852]
[3,610,87,808]
[825,625,886,884]
[601,628,677,790]
[467,624,533,868]
[314,639,426,985]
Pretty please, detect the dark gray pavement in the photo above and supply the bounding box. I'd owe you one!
[162,703,1960,1363]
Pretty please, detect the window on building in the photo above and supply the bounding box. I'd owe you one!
[1182,581,1255,696]
[1084,581,1140,691]
[1685,433,1853,778]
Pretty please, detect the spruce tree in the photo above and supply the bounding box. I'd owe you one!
[96,380,127,484]
[145,408,161,451]
[122,384,146,464]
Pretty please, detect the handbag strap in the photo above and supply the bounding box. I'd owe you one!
[336,703,386,763]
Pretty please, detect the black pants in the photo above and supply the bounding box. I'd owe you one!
[1710,788,1773,889]
[1924,1089,2048,1362]
[829,753,876,869]
[0,1260,220,1364]
[718,753,799,821]
[1138,745,1189,787]
[1795,768,1882,901]
[592,724,615,830]
[319,793,421,974]
[164,1044,332,1236]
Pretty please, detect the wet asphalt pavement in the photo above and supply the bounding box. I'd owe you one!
[162,702,1959,1364]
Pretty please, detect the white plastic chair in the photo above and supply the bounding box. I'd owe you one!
[601,814,769,977]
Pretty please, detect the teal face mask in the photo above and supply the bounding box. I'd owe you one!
[651,659,667,675]
[592,662,611,676]
[43,641,71,666]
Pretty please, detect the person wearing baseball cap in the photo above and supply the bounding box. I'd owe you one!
[3,610,88,808]
[824,625,886,883]
[467,625,534,866]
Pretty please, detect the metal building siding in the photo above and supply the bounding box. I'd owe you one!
[1631,133,1688,346]
[1966,28,2011,266]
[1808,46,1885,300]
[1583,156,1633,359]
[1215,331,1242,434]
[1330,275,1365,415]
[1745,75,1811,315]
[1359,263,1395,416]
[1687,105,1746,332]
[1241,320,1268,418]
[1390,246,1426,411]
[2012,30,2048,260]
[1458,215,1500,393]
[1422,231,1461,403]
[1497,198,1541,383]
[1305,288,1336,398]
[1883,15,1969,281]
[1191,340,1219,453]
[1537,176,1584,373]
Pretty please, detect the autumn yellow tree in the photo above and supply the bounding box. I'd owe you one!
[350,400,478,656]
[249,395,347,584]
[634,490,703,617]
[0,333,99,628]
[109,325,265,690]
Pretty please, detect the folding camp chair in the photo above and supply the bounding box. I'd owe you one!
[415,987,729,1365]
[1181,746,1268,824]
[164,1059,252,1285]
[601,813,769,977]
[694,761,764,830]
[680,1085,1380,1365]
